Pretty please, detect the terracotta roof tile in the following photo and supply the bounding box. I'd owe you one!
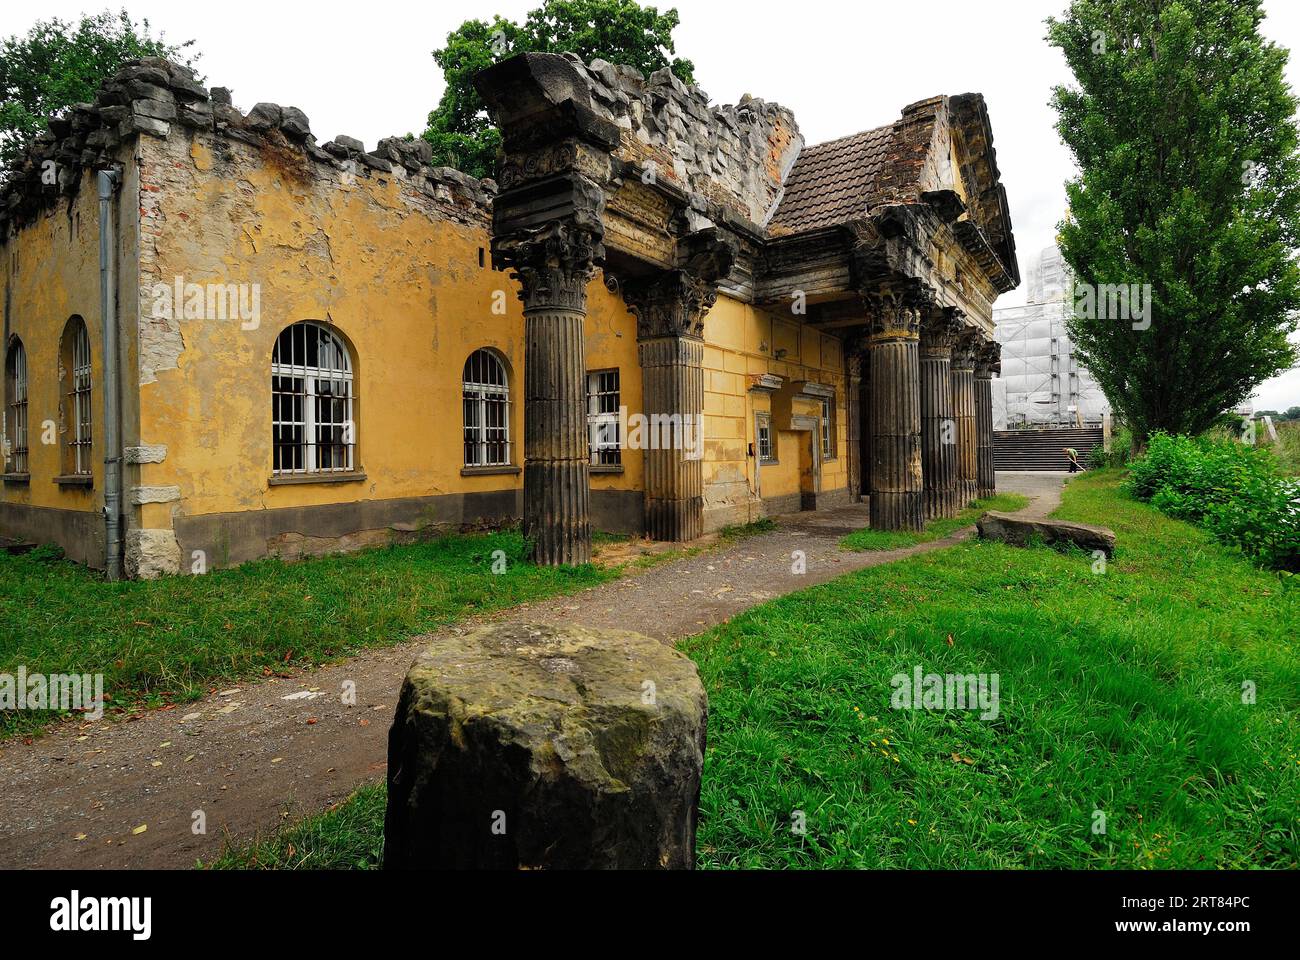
[770,124,896,234]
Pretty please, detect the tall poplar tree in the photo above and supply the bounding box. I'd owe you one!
[1048,0,1300,444]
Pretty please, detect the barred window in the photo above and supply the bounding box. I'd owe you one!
[463,349,510,467]
[4,338,28,475]
[756,412,774,463]
[587,369,621,466]
[62,317,93,476]
[272,322,355,475]
[820,396,836,460]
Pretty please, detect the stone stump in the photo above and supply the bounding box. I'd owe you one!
[384,623,708,870]
[976,511,1117,557]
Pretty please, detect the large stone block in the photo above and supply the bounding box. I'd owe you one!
[124,529,182,579]
[976,511,1117,557]
[385,623,707,870]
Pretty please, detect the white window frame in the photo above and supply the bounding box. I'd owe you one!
[755,411,775,464]
[69,321,92,476]
[272,322,355,476]
[5,339,28,475]
[587,369,621,466]
[463,349,511,467]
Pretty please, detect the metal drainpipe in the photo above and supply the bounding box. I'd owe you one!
[98,169,123,580]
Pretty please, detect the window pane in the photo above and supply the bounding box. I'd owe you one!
[271,323,353,475]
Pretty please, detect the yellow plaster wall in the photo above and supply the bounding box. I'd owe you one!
[1,174,110,516]
[134,131,641,534]
[701,295,850,529]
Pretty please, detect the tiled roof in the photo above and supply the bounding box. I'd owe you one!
[769,124,896,235]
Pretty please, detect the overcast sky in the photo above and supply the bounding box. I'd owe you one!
[3,0,1298,409]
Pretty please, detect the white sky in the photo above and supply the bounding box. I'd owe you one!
[2,0,1298,409]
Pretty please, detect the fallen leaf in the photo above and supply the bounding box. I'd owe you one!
[73,833,87,842]
[132,824,147,835]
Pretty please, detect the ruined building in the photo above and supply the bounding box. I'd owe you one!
[0,54,1017,577]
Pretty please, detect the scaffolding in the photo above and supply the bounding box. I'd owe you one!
[992,246,1111,430]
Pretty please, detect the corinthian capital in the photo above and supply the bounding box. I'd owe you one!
[865,283,932,341]
[975,340,1002,379]
[622,270,719,340]
[919,307,964,358]
[621,228,736,341]
[951,329,981,370]
[493,218,605,313]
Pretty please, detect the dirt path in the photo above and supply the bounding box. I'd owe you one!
[0,472,1067,869]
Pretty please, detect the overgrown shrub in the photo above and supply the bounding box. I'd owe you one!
[1128,433,1299,571]
[1088,426,1134,468]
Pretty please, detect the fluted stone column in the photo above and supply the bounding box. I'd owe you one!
[951,333,979,509]
[638,335,705,541]
[975,340,1000,500]
[494,217,603,566]
[919,310,962,520]
[868,292,924,531]
[623,241,732,540]
[846,350,864,502]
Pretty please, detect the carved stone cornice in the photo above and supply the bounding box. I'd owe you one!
[493,217,605,314]
[975,340,1002,379]
[919,307,964,359]
[498,138,616,192]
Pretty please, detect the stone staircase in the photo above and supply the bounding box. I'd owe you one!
[994,427,1104,471]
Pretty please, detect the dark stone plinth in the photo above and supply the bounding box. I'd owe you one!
[384,623,708,870]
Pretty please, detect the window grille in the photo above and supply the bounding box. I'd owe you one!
[586,369,621,466]
[756,412,774,463]
[5,340,27,474]
[69,321,92,476]
[820,396,835,460]
[463,349,511,467]
[272,322,354,475]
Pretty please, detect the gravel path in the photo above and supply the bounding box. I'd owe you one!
[0,472,1068,869]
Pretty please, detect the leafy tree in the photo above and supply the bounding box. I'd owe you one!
[0,8,197,172]
[424,0,694,178]
[1048,0,1300,447]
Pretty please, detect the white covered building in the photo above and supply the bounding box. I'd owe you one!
[992,246,1112,429]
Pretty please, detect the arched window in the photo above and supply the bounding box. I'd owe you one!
[61,317,92,477]
[462,349,510,467]
[272,322,354,475]
[4,338,28,475]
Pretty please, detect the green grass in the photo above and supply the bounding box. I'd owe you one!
[839,493,1031,551]
[210,471,1299,869]
[690,470,1298,868]
[203,782,387,870]
[0,530,616,739]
